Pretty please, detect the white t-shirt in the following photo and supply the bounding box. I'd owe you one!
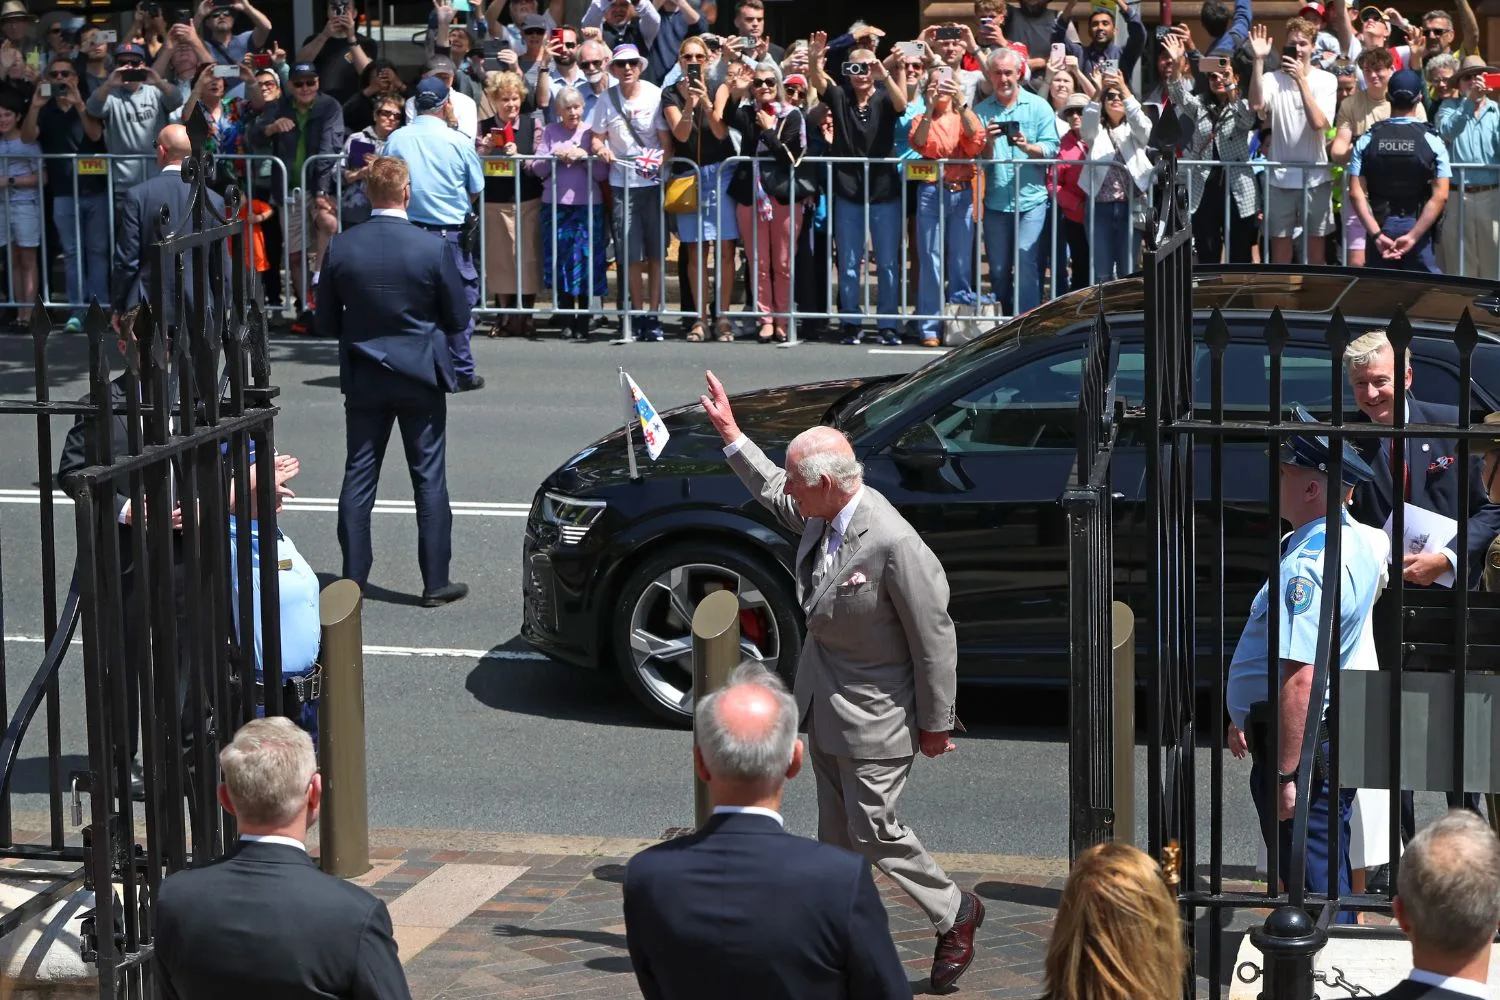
[1260,66,1338,189]
[587,80,668,189]
[404,89,480,140]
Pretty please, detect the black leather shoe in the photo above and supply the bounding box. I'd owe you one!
[456,375,486,392]
[421,582,469,607]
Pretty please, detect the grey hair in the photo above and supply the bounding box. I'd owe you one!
[788,426,863,489]
[1422,9,1452,28]
[579,38,611,64]
[1397,809,1500,956]
[1425,52,1459,84]
[988,47,1026,74]
[694,663,798,784]
[1343,329,1412,372]
[218,717,316,827]
[753,59,786,104]
[553,85,585,112]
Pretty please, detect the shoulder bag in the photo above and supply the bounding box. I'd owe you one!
[663,101,701,214]
[609,86,662,183]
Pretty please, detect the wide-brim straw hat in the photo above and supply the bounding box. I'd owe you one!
[0,1,36,22]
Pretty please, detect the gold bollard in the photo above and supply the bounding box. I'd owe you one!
[1111,601,1136,847]
[692,590,742,828]
[318,579,370,878]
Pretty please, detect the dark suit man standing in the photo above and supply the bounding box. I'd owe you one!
[624,663,910,1000]
[1344,329,1500,840]
[1368,809,1500,1000]
[154,717,411,1000]
[700,371,983,991]
[317,156,469,606]
[111,123,227,332]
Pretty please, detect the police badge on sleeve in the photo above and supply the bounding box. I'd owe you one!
[1286,576,1314,615]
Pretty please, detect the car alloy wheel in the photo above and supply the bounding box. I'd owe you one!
[612,545,798,725]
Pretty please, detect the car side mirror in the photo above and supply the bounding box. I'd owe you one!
[890,422,947,472]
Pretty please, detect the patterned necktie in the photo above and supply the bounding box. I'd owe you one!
[813,522,837,589]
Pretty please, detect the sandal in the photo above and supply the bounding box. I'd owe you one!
[756,323,775,343]
[772,327,788,343]
[715,318,735,342]
[686,319,707,343]
[486,317,507,338]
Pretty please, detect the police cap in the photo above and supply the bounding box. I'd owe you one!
[1277,403,1377,486]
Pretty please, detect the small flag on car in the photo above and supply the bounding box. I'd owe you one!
[620,369,670,462]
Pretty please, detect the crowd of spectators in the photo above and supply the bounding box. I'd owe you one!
[0,0,1494,342]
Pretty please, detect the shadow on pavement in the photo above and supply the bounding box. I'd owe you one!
[493,922,629,953]
[465,642,661,728]
[973,879,1063,909]
[302,375,341,390]
[5,754,90,794]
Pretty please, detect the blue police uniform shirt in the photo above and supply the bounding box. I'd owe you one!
[383,114,485,226]
[1225,513,1382,731]
[1349,116,1451,182]
[228,517,321,678]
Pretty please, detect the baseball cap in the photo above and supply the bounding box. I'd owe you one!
[1357,5,1386,22]
[423,54,456,75]
[610,42,643,64]
[113,41,147,61]
[413,75,450,111]
[1062,92,1089,112]
[1299,2,1325,18]
[519,12,547,30]
[289,61,319,79]
[1388,68,1424,105]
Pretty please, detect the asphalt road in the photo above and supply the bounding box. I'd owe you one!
[0,331,1279,864]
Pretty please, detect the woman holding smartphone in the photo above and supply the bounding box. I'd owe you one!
[478,70,544,337]
[339,92,402,226]
[1080,67,1153,282]
[662,35,738,342]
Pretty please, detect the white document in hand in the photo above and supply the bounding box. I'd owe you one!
[1381,502,1458,589]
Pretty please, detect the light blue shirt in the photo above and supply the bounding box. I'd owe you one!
[1225,513,1382,731]
[383,114,485,226]
[1349,116,1451,181]
[974,89,1059,214]
[228,518,321,678]
[1435,97,1500,187]
[894,93,926,161]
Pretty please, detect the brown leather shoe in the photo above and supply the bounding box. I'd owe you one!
[931,891,984,992]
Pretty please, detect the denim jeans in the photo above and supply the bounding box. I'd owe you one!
[54,193,111,315]
[833,195,901,331]
[915,183,976,341]
[982,203,1046,316]
[1090,200,1133,284]
[1249,741,1356,924]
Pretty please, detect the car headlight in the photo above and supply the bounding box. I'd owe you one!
[540,491,607,545]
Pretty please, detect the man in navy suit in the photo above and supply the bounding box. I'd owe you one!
[111,123,228,333]
[1344,329,1500,842]
[154,717,411,1000]
[623,663,911,1000]
[317,156,470,607]
[1370,810,1500,1000]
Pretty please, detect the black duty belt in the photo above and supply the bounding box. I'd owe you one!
[411,221,465,234]
[254,664,322,705]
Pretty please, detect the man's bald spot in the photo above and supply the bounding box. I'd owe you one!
[157,124,192,161]
[714,682,783,745]
[787,425,853,466]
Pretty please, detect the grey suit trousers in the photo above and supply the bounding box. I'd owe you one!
[807,715,962,934]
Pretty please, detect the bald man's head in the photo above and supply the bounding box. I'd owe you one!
[694,664,800,797]
[782,426,863,520]
[156,124,191,166]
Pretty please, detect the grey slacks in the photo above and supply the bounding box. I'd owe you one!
[807,717,962,934]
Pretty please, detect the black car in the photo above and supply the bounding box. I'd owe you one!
[522,268,1500,723]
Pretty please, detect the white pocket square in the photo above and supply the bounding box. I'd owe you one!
[843,571,867,587]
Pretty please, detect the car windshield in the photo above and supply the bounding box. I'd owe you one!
[840,331,1024,439]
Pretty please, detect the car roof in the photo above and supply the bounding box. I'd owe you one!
[988,267,1500,353]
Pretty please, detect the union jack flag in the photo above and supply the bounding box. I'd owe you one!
[633,148,664,180]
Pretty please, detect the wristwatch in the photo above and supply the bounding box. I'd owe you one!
[1277,766,1300,785]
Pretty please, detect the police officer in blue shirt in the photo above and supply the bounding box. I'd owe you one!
[1348,69,1451,273]
[1225,407,1383,921]
[383,76,487,391]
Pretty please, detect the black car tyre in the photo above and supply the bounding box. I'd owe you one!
[611,543,801,726]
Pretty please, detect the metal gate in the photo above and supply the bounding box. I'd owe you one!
[0,105,283,998]
[1068,153,1500,996]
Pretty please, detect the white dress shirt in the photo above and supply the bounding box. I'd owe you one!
[1407,970,1489,999]
[370,208,409,219]
[710,805,784,827]
[239,834,308,852]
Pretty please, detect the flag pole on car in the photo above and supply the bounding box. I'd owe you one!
[619,367,641,481]
[620,369,672,479]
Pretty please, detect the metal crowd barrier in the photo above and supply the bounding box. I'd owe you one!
[6,150,1497,336]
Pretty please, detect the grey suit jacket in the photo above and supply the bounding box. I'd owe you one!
[727,438,958,759]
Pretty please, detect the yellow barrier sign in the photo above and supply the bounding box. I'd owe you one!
[905,161,939,183]
[77,158,107,176]
[484,159,516,178]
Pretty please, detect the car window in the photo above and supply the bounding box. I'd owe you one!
[929,345,1088,451]
[1207,340,1470,416]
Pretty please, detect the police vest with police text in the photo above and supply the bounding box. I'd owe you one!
[1362,117,1440,223]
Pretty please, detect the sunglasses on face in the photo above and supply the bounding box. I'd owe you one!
[752,77,777,87]
[785,84,804,93]
[579,58,604,69]
[613,60,641,69]
[118,59,144,68]
[1425,26,1450,36]
[47,25,61,33]
[1103,91,1123,100]
[376,108,400,118]
[680,52,704,62]
[291,78,317,87]
[48,69,73,78]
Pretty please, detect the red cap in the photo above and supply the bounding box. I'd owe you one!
[1299,2,1326,18]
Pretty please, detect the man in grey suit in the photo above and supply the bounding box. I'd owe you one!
[700,370,983,992]
[1371,809,1500,1000]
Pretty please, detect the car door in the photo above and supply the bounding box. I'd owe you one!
[860,336,1146,682]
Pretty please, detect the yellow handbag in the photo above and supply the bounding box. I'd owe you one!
[664,112,702,214]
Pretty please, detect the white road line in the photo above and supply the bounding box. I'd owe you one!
[3,635,550,662]
[867,348,947,356]
[0,489,531,517]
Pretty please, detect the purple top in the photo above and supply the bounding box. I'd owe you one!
[530,121,609,206]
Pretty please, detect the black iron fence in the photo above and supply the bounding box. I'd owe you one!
[0,105,281,998]
[1069,157,1500,996]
